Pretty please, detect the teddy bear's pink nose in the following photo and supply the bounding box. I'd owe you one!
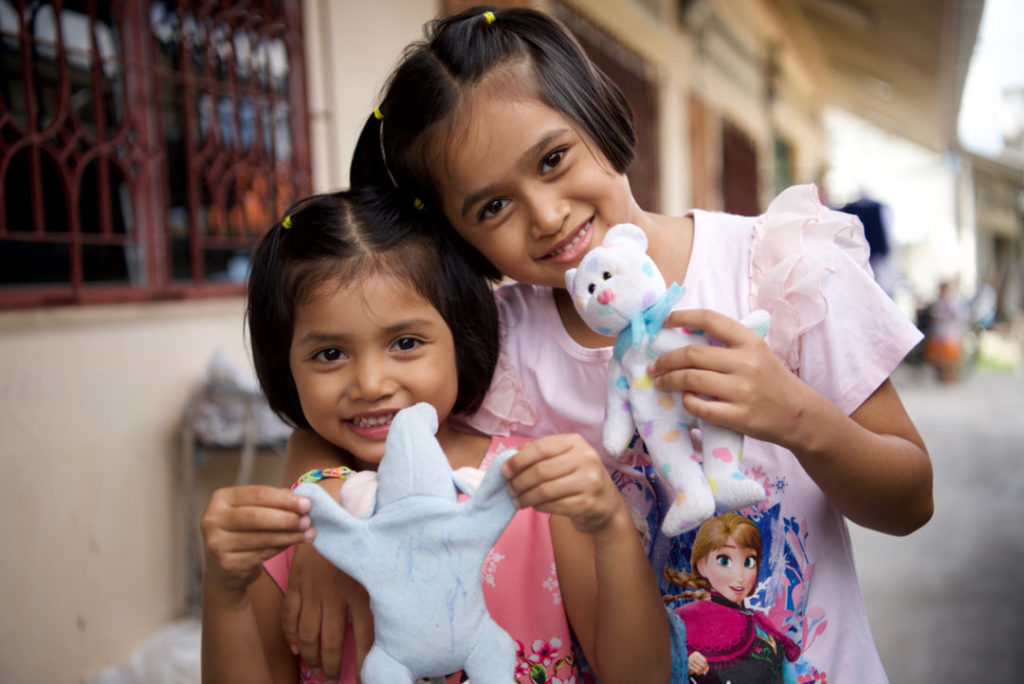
[597,290,615,305]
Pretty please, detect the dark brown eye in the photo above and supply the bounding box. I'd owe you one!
[587,283,596,294]
[602,271,612,280]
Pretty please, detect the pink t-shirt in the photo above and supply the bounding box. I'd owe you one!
[463,184,922,683]
[263,436,575,684]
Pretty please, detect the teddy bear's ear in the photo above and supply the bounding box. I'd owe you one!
[604,223,648,252]
[564,267,578,294]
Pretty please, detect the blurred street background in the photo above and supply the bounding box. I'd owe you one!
[851,361,1024,683]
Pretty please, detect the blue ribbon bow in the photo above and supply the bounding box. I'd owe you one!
[612,282,687,361]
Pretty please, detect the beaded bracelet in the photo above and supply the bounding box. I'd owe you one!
[291,466,355,490]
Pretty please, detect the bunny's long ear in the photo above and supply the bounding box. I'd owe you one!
[375,403,457,506]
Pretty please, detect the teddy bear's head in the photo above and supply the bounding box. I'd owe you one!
[565,223,667,336]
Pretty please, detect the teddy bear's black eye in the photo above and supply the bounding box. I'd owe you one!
[602,271,613,280]
[587,283,596,294]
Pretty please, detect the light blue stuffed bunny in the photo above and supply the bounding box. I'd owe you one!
[565,223,770,536]
[295,402,517,684]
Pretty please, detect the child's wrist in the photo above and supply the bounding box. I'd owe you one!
[291,466,355,491]
[201,571,254,611]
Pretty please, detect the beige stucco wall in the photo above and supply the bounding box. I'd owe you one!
[304,0,437,192]
[0,298,254,680]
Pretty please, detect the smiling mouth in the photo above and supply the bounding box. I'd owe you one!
[350,412,396,428]
[543,219,592,260]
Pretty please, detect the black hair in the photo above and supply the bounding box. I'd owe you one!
[350,5,636,279]
[246,186,499,430]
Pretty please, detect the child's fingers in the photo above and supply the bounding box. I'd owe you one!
[513,472,593,512]
[508,450,584,502]
[223,484,312,514]
[503,435,608,501]
[648,347,737,395]
[219,504,312,535]
[663,308,755,347]
[280,567,304,656]
[203,518,313,561]
[201,485,315,586]
[519,469,623,534]
[204,486,311,533]
[202,531,310,594]
[318,571,371,679]
[500,434,575,477]
[502,438,576,485]
[296,601,324,671]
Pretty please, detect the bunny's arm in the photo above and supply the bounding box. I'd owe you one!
[294,483,373,582]
[465,450,518,539]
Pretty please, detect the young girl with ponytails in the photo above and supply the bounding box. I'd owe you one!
[199,186,670,683]
[282,6,932,681]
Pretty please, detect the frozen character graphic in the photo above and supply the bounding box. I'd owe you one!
[664,513,801,683]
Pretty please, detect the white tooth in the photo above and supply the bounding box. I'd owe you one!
[354,413,394,427]
[551,225,587,256]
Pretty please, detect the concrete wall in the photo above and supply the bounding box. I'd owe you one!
[0,299,252,680]
[304,0,436,192]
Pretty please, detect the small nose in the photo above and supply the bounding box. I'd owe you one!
[349,356,395,400]
[597,289,615,305]
[526,185,569,238]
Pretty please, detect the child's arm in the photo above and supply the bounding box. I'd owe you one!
[282,427,349,483]
[200,485,312,683]
[278,429,373,680]
[649,308,933,535]
[502,435,672,684]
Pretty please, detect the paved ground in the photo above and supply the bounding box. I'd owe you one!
[849,364,1024,683]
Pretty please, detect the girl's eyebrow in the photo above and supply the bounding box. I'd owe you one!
[295,318,437,346]
[294,330,343,347]
[458,128,571,219]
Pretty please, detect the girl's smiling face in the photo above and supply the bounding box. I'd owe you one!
[288,273,459,470]
[695,535,760,604]
[432,70,643,289]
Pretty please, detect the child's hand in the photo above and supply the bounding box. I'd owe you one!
[200,485,313,600]
[648,308,808,450]
[282,543,373,679]
[688,651,709,675]
[501,434,625,534]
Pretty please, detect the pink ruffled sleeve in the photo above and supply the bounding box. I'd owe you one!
[454,312,540,438]
[750,184,872,373]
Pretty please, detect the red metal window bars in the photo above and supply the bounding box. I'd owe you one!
[0,0,311,309]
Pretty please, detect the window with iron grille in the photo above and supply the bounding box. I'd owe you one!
[0,0,311,309]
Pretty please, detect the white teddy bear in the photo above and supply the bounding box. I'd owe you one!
[565,223,770,535]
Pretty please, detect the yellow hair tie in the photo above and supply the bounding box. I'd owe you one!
[482,10,496,24]
[282,215,293,229]
[412,198,425,211]
[373,106,384,120]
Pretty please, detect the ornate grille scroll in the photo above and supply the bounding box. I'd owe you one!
[0,0,310,309]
